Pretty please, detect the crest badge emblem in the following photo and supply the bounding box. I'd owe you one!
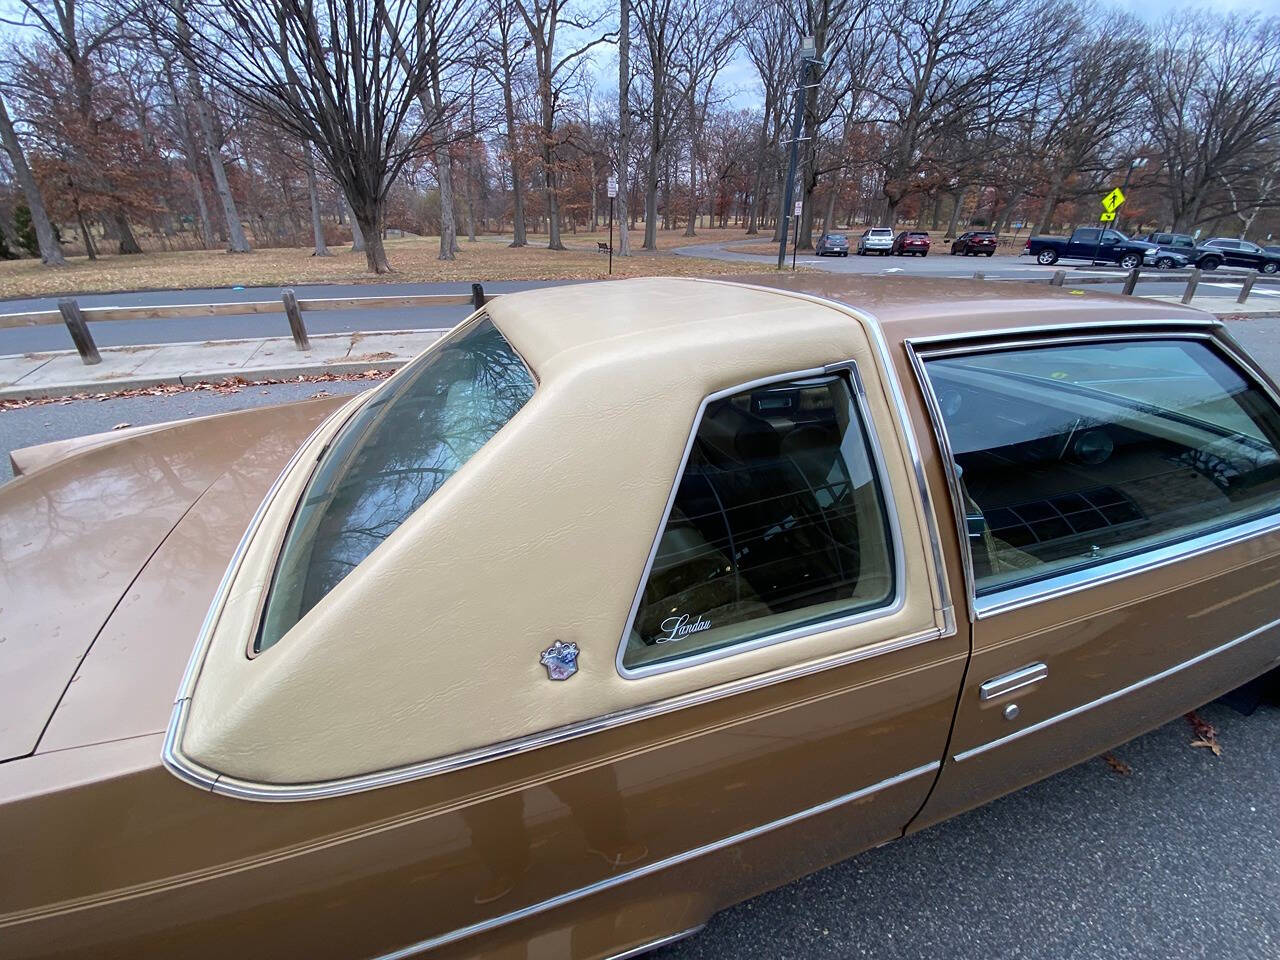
[540,640,580,681]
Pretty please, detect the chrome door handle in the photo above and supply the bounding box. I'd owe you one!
[979,662,1048,701]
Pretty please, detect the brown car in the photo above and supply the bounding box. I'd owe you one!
[3,276,1280,960]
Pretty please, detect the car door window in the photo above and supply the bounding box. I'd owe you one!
[924,338,1280,595]
[1074,229,1099,244]
[620,373,896,674]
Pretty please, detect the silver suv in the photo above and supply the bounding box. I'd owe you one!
[857,227,894,256]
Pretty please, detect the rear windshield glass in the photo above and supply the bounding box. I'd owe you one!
[256,318,534,652]
[870,229,893,236]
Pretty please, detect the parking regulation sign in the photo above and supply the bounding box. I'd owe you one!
[607,176,618,198]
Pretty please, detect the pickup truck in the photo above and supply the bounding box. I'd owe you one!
[1023,227,1153,268]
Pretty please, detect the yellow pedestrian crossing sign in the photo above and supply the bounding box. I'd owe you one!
[1102,188,1126,214]
[1099,212,1116,222]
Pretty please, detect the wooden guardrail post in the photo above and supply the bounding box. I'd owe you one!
[1181,268,1201,305]
[1238,274,1256,304]
[281,289,310,350]
[1050,270,1066,286]
[1122,266,1140,296]
[471,283,487,308]
[58,298,100,365]
[972,271,985,280]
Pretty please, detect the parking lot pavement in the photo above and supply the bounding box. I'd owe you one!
[656,696,1280,960]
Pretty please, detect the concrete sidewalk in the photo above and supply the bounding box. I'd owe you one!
[0,328,445,399]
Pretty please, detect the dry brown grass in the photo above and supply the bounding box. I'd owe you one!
[0,227,775,300]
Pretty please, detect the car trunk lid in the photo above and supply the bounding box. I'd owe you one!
[0,397,347,761]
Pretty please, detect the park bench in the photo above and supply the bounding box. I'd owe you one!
[597,241,611,254]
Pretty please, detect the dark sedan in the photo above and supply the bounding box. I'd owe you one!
[951,231,997,256]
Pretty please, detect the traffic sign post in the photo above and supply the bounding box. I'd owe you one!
[792,199,802,271]
[607,175,618,275]
[1093,187,1127,264]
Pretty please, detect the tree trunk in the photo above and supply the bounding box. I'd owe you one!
[354,207,390,273]
[186,72,250,252]
[947,186,969,237]
[348,199,366,252]
[305,149,332,256]
[0,96,66,266]
[616,0,631,256]
[435,144,458,260]
[111,209,143,254]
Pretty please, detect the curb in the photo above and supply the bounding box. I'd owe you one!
[0,357,411,401]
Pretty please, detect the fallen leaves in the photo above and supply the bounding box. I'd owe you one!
[0,369,393,411]
[1185,711,1223,756]
[1100,752,1132,776]
[0,228,783,301]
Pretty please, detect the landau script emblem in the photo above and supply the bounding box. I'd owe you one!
[656,613,712,644]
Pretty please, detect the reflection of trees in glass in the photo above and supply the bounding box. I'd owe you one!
[259,320,534,651]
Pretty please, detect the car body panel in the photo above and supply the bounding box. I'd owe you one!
[0,398,346,762]
[3,276,1278,960]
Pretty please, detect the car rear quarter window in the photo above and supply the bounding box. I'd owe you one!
[620,373,896,674]
[256,317,534,652]
[924,338,1280,595]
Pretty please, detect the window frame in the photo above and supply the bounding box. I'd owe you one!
[907,323,1280,621]
[614,361,907,679]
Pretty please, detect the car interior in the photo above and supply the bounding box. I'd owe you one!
[624,376,895,669]
[925,345,1280,594]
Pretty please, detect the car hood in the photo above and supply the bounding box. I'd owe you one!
[0,396,349,762]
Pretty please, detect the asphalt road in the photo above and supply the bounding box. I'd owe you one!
[674,240,1280,300]
[1,377,1278,959]
[0,280,564,355]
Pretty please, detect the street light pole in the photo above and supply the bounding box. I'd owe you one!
[777,37,818,270]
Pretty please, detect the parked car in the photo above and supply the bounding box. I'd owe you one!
[1023,227,1152,269]
[1202,237,1280,274]
[1138,232,1224,271]
[857,227,895,255]
[815,233,849,257]
[5,276,1280,960]
[1265,245,1280,257]
[950,231,998,256]
[892,230,931,256]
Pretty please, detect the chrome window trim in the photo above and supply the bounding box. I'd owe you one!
[906,326,1280,621]
[954,613,1280,762]
[614,363,907,679]
[367,761,939,960]
[691,277,957,637]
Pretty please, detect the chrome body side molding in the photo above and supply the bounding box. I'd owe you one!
[954,614,1280,762]
[368,762,940,960]
[163,626,942,801]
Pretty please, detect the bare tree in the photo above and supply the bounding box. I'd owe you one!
[481,0,532,246]
[633,0,685,249]
[170,0,474,273]
[304,146,331,255]
[740,0,794,237]
[676,0,738,236]
[615,0,631,254]
[512,0,612,250]
[1141,14,1280,231]
[0,94,66,264]
[5,0,145,253]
